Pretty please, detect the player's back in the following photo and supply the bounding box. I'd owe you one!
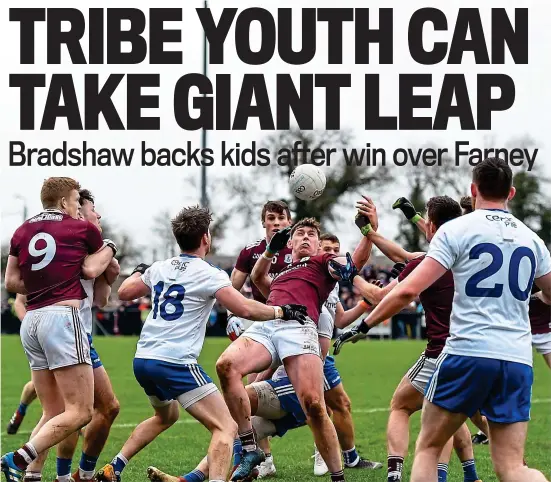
[428,209,551,366]
[9,210,104,310]
[136,255,231,365]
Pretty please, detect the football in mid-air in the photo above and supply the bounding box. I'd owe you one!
[289,164,326,201]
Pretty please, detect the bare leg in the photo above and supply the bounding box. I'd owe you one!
[7,381,38,435]
[186,391,237,482]
[325,384,354,451]
[258,438,271,456]
[120,402,180,461]
[410,400,467,482]
[470,411,490,436]
[387,377,424,458]
[453,423,475,461]
[216,337,272,435]
[543,353,551,370]
[284,354,342,474]
[21,381,38,405]
[488,421,549,482]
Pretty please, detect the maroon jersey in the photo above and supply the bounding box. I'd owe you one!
[398,255,453,358]
[9,210,104,310]
[266,253,336,323]
[235,238,292,302]
[530,296,551,335]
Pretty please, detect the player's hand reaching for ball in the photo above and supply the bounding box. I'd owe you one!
[333,322,370,355]
[355,196,379,234]
[279,304,309,324]
[267,226,292,254]
[392,197,422,223]
[328,253,359,283]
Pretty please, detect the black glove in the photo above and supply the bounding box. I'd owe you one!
[103,238,118,256]
[328,252,359,283]
[280,304,309,324]
[333,322,370,355]
[390,262,407,279]
[267,226,292,255]
[131,263,150,276]
[392,197,422,223]
[355,213,372,236]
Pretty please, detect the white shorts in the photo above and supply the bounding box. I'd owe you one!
[532,333,551,355]
[318,311,335,340]
[21,306,91,371]
[243,319,321,367]
[233,316,257,333]
[406,352,438,394]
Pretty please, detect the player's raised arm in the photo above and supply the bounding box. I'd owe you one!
[250,226,291,298]
[215,285,308,323]
[93,276,112,308]
[393,197,428,237]
[118,264,151,301]
[81,222,117,279]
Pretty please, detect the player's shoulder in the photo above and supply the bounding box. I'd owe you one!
[242,238,266,252]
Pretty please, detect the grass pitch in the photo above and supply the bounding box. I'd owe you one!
[2,335,550,481]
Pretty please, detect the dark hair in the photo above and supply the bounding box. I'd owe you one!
[472,157,513,201]
[459,196,473,214]
[261,200,291,222]
[79,189,95,206]
[171,205,212,251]
[320,233,340,244]
[426,196,462,229]
[40,177,80,209]
[290,217,321,238]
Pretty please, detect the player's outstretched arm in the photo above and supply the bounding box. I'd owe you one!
[103,258,121,286]
[534,272,551,305]
[5,256,27,294]
[334,301,369,329]
[392,197,428,237]
[118,264,151,301]
[216,286,309,323]
[230,268,249,291]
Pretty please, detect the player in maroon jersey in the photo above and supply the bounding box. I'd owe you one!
[1,177,117,482]
[226,200,293,339]
[334,196,482,482]
[216,217,374,482]
[224,200,293,478]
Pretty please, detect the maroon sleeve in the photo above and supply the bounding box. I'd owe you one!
[234,248,251,274]
[397,256,423,282]
[85,222,104,253]
[320,253,337,276]
[9,229,21,256]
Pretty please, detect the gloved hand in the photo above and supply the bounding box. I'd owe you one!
[392,197,422,224]
[226,315,245,341]
[328,253,359,283]
[131,263,150,276]
[333,322,370,355]
[279,304,309,324]
[267,226,292,255]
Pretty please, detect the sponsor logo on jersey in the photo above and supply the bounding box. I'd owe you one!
[300,257,310,262]
[485,214,517,228]
[171,259,190,271]
[29,213,63,223]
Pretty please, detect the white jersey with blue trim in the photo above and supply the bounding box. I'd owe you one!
[80,279,95,334]
[427,209,551,366]
[137,254,232,365]
[324,284,340,321]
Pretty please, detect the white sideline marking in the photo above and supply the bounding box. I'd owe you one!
[11,398,551,437]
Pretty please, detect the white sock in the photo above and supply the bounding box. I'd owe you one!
[79,468,95,480]
[57,475,72,482]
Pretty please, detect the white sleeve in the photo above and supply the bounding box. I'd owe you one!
[140,264,157,290]
[207,266,232,298]
[426,225,459,270]
[535,239,551,279]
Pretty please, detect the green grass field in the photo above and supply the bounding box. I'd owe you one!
[2,335,550,481]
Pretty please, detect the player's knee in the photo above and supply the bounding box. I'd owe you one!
[303,395,326,421]
[102,396,120,423]
[390,394,415,415]
[156,405,179,427]
[216,355,238,382]
[334,392,352,414]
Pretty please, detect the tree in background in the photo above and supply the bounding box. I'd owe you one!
[396,177,428,253]
[222,128,390,230]
[100,220,141,271]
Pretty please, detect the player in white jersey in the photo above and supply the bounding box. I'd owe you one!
[94,206,309,482]
[340,158,551,482]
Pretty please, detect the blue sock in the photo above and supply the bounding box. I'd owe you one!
[80,452,98,473]
[111,453,128,475]
[462,459,479,482]
[18,403,28,416]
[233,438,242,465]
[343,446,359,467]
[56,458,72,477]
[437,463,448,482]
[182,469,206,482]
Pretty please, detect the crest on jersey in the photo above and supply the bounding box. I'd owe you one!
[300,257,310,262]
[284,254,292,264]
